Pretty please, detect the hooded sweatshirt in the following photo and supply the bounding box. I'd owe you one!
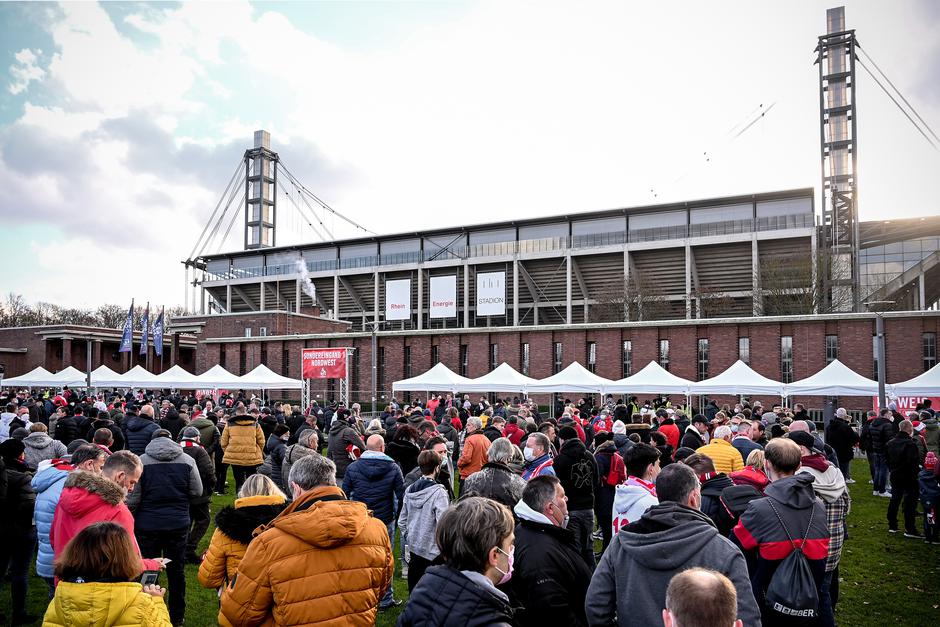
[586,502,761,627]
[798,454,850,572]
[398,477,449,560]
[23,431,68,470]
[611,476,658,535]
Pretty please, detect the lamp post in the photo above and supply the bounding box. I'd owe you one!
[864,300,894,411]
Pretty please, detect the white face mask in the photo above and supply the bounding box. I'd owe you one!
[523,446,535,461]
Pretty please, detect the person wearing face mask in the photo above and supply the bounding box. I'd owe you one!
[521,432,556,481]
[586,463,761,627]
[610,443,661,536]
[398,496,516,626]
[512,476,592,627]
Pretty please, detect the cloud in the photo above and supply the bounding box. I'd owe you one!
[8,48,45,94]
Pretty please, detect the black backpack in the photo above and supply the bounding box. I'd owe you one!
[716,484,762,535]
[764,499,820,624]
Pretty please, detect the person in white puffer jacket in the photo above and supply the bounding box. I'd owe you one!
[611,442,660,536]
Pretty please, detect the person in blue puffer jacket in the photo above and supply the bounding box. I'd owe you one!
[342,434,405,610]
[31,444,107,596]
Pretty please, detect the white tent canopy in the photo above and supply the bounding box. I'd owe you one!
[605,361,692,395]
[152,365,202,389]
[785,359,880,397]
[392,362,474,393]
[88,365,125,387]
[49,366,87,387]
[0,366,55,387]
[527,362,613,394]
[889,361,940,396]
[192,365,242,389]
[461,362,539,393]
[237,364,303,390]
[690,360,786,396]
[117,365,161,388]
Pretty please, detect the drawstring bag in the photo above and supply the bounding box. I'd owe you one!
[764,499,820,624]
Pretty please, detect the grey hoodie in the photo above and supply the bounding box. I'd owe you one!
[586,501,761,627]
[398,477,449,561]
[22,432,67,470]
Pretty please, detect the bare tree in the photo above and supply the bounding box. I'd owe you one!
[759,249,854,316]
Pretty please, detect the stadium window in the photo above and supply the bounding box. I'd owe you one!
[521,343,530,376]
[431,344,439,367]
[925,333,937,372]
[738,337,750,364]
[404,345,412,378]
[659,339,670,372]
[825,335,839,363]
[586,342,597,373]
[553,342,563,374]
[490,343,499,371]
[697,338,709,381]
[377,347,386,393]
[460,344,469,377]
[622,340,633,378]
[781,336,794,384]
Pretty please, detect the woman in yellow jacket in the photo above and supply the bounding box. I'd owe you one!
[221,409,266,493]
[43,521,170,627]
[198,474,287,591]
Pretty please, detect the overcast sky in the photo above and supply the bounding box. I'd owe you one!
[2,0,938,310]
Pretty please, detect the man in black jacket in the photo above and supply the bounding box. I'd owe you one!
[682,453,736,536]
[825,408,860,483]
[885,420,923,537]
[680,415,709,450]
[554,426,598,570]
[179,426,216,563]
[512,475,592,627]
[869,408,897,496]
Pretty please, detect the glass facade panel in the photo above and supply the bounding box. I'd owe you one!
[697,338,709,381]
[659,339,670,372]
[925,333,937,372]
[739,337,750,364]
[826,335,839,363]
[622,340,632,378]
[521,343,530,376]
[587,342,597,373]
[781,336,794,383]
[553,342,563,374]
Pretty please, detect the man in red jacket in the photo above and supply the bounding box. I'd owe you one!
[656,409,681,451]
[50,450,164,574]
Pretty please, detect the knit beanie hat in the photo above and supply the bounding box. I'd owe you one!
[925,452,938,472]
[612,420,627,435]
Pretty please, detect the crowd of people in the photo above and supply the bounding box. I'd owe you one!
[0,386,938,626]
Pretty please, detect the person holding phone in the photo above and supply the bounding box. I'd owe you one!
[42,521,171,626]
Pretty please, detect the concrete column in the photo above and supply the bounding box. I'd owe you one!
[566,253,573,324]
[259,280,265,311]
[295,279,301,313]
[226,284,232,313]
[752,234,762,315]
[374,271,380,325]
[61,338,72,369]
[919,272,927,310]
[624,248,630,321]
[417,268,424,330]
[684,244,692,319]
[333,275,340,319]
[513,257,520,326]
[463,263,470,328]
[200,287,206,315]
[809,229,818,315]
[171,333,179,366]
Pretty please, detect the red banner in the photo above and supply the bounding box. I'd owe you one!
[302,348,348,379]
[872,395,940,414]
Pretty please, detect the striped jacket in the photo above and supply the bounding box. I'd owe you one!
[733,474,830,619]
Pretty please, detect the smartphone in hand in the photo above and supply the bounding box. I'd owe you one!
[140,571,159,586]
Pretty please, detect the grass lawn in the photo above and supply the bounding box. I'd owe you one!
[3,462,937,625]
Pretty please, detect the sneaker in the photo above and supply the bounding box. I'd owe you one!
[888,528,899,533]
[401,563,409,578]
[845,479,856,484]
[879,492,892,498]
[379,599,403,610]
[873,490,881,496]
[904,531,925,539]
[868,479,874,484]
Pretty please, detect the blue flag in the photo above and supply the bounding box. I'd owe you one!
[118,300,134,353]
[139,303,150,356]
[153,309,165,357]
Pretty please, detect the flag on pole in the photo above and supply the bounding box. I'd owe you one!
[139,303,150,356]
[118,300,134,353]
[153,308,165,357]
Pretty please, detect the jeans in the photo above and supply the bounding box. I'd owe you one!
[819,569,836,627]
[887,479,919,533]
[838,457,851,481]
[187,501,212,557]
[0,528,36,620]
[379,521,396,607]
[872,453,889,493]
[567,509,596,571]
[231,464,258,495]
[137,527,187,625]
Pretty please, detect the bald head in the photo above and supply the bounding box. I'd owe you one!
[366,434,385,452]
[788,420,810,433]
